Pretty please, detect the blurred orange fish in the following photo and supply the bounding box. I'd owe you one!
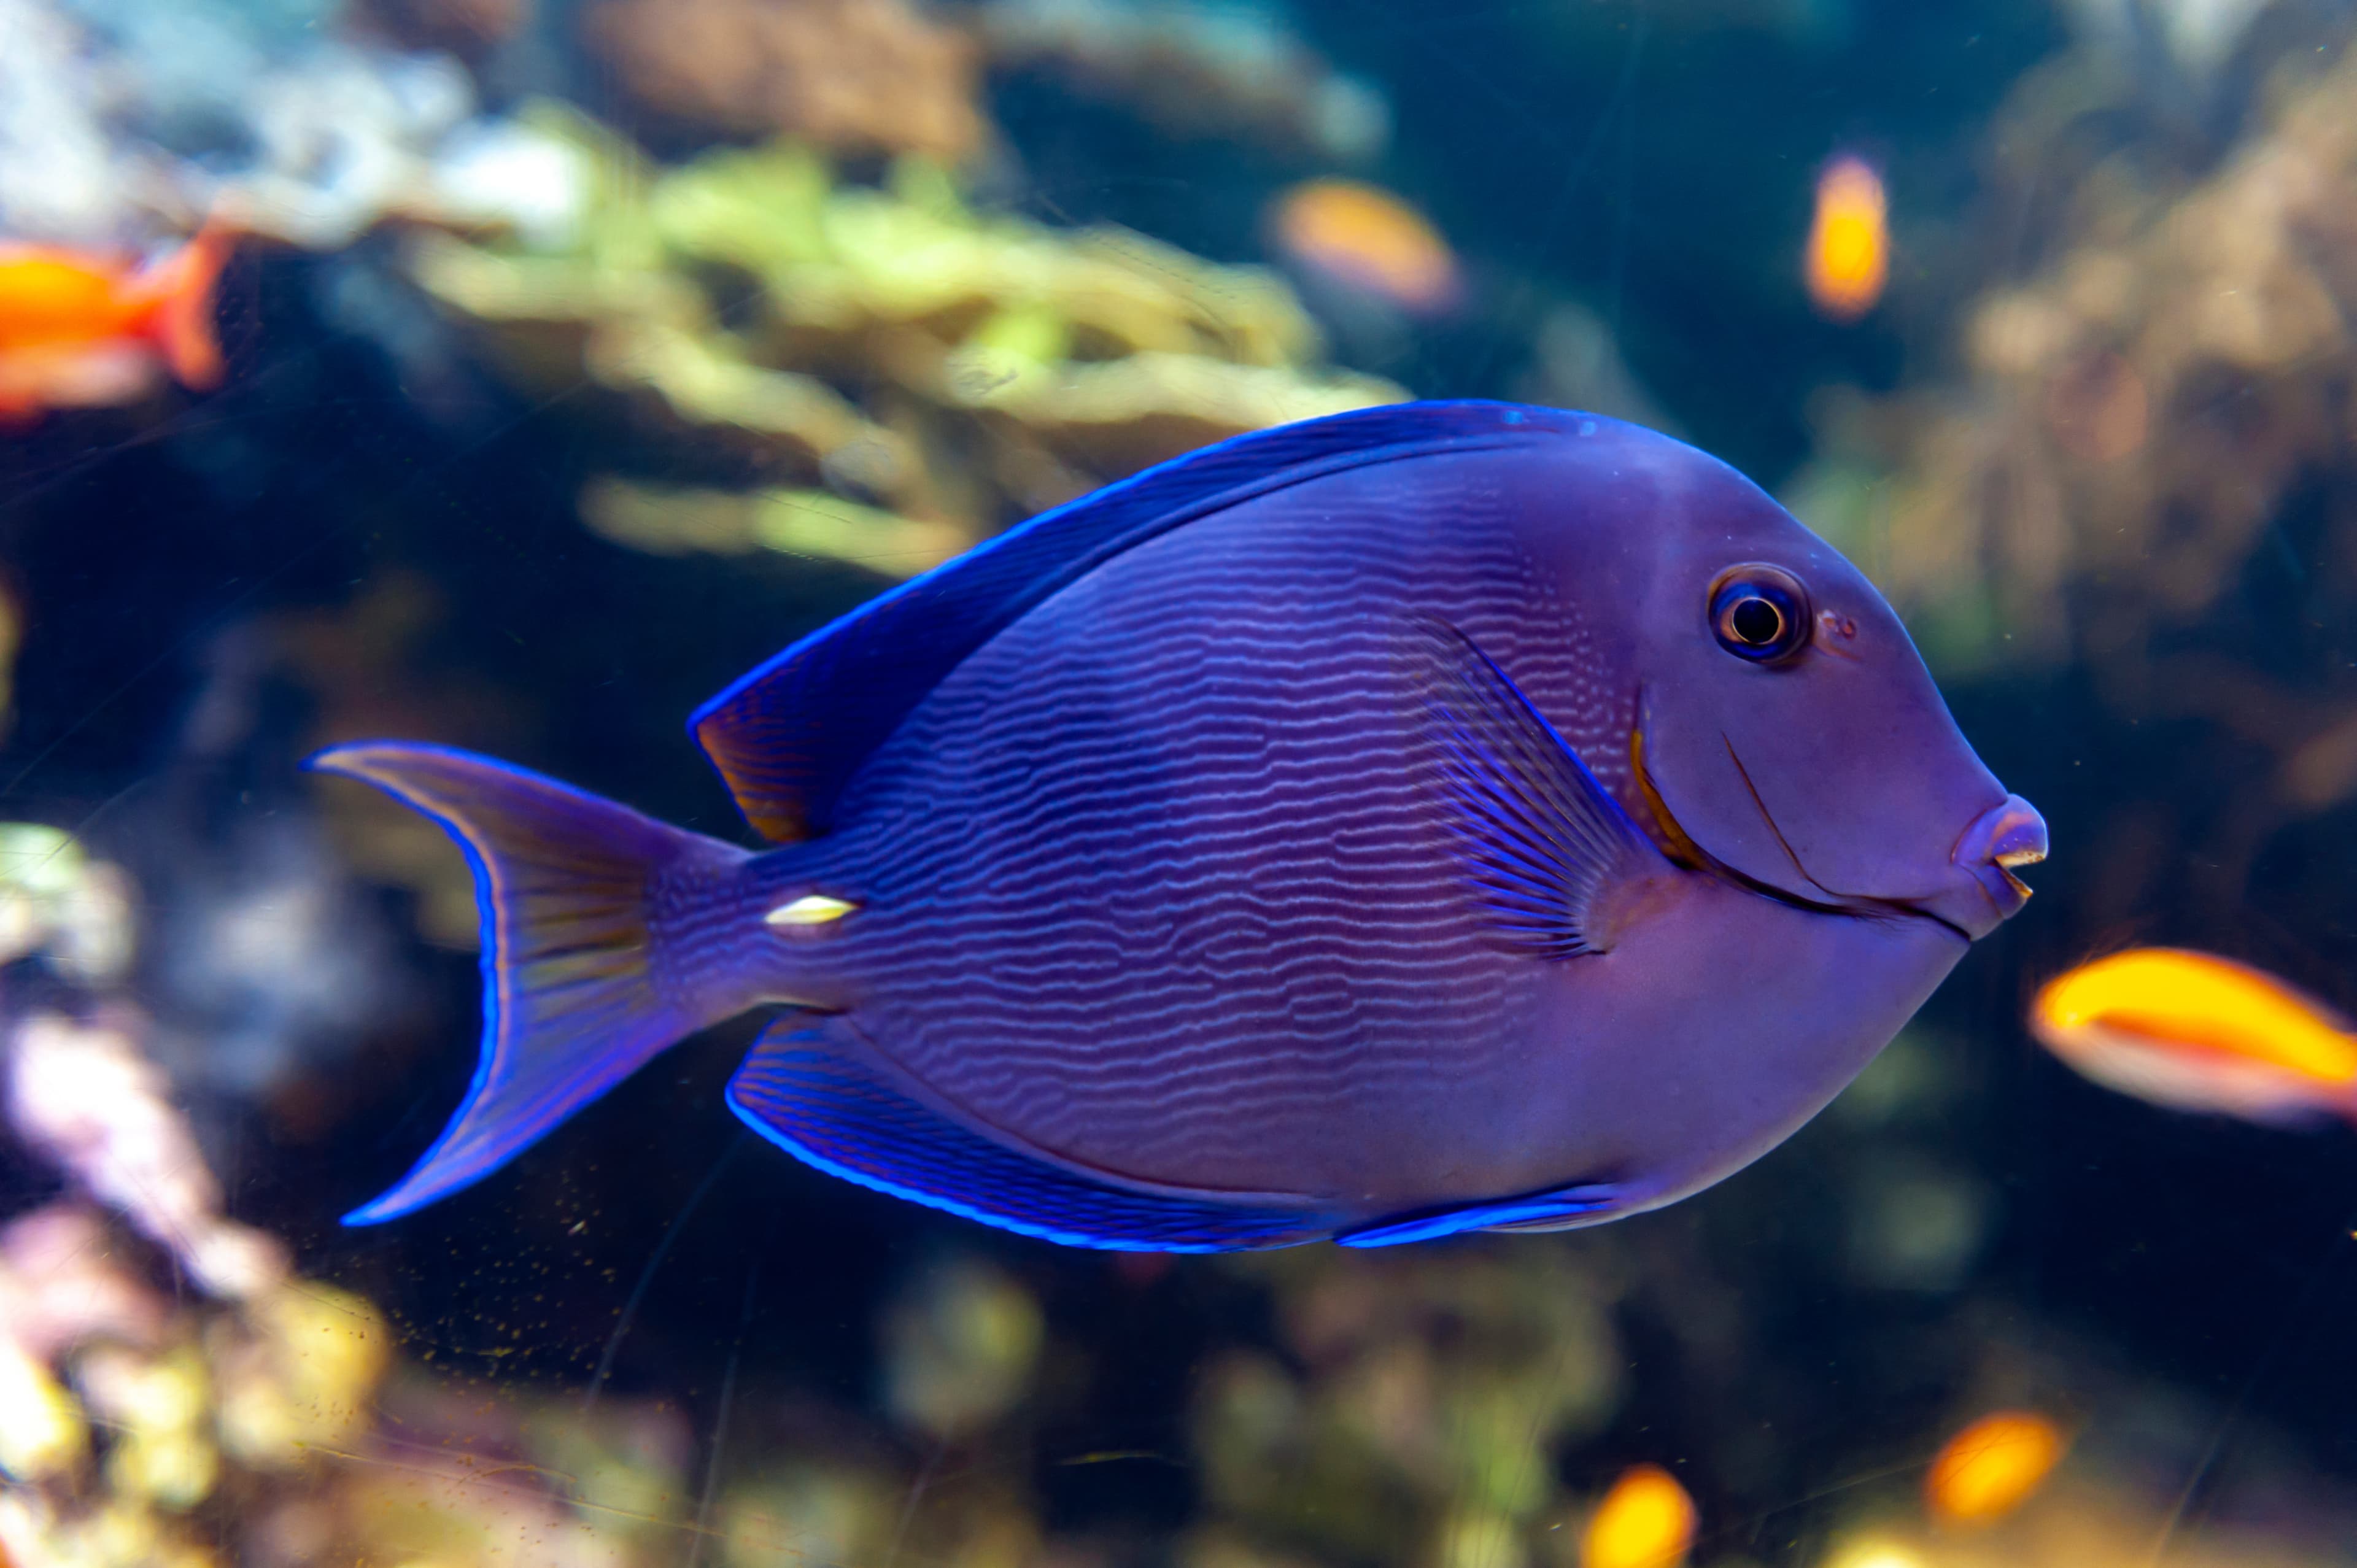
[1582,1464,1696,1568]
[1805,154,1887,321]
[1269,177,1462,317]
[2029,948,2357,1126]
[0,228,232,423]
[1924,1410,2065,1526]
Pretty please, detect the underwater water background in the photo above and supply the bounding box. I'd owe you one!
[8,0,2357,1563]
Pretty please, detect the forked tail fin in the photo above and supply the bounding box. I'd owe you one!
[308,743,753,1224]
[133,225,233,391]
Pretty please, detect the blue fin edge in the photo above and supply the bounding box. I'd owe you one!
[726,1019,1329,1253]
[689,400,1592,841]
[312,743,505,1225]
[1336,1184,1625,1248]
[689,399,1571,733]
[309,742,715,1226]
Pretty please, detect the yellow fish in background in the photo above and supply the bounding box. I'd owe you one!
[2029,948,2357,1125]
[1268,177,1463,317]
[1582,1464,1697,1568]
[1805,153,1888,321]
[0,227,232,423]
[1924,1410,2067,1527]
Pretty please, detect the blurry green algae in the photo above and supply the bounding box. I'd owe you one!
[406,107,1406,579]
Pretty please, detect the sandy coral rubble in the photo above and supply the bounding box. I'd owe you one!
[582,0,988,162]
[977,0,1391,164]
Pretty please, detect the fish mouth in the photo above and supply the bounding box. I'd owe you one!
[1947,794,2048,924]
[1628,709,1982,943]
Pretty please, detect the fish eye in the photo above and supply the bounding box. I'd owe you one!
[1708,566,1811,664]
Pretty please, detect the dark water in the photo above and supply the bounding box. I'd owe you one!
[7,1,2357,1564]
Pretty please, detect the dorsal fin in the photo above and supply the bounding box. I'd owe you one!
[690,400,1579,841]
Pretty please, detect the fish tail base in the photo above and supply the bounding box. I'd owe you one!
[309,741,751,1224]
[139,226,231,390]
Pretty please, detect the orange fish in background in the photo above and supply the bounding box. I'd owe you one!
[1924,1410,2067,1527]
[0,227,233,424]
[2029,947,2357,1126]
[1269,177,1463,317]
[1581,1464,1697,1568]
[1805,153,1888,321]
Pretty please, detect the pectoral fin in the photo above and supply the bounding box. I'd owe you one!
[1399,619,1669,957]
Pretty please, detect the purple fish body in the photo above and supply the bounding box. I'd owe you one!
[312,402,2046,1249]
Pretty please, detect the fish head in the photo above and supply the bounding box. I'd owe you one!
[1580,425,2043,941]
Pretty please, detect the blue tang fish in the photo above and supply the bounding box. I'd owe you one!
[313,401,2048,1249]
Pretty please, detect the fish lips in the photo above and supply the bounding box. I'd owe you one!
[1941,793,2048,932]
[1868,792,2048,941]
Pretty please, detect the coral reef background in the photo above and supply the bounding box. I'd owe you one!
[9,0,2357,1565]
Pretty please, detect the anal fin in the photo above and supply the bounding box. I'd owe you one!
[1336,1183,1626,1248]
[726,1016,1331,1252]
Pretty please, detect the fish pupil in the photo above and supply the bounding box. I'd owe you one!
[1732,598,1782,645]
[1707,567,1811,663]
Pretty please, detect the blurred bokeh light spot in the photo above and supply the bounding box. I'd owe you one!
[1924,1410,2067,1526]
[1270,178,1464,319]
[1579,1463,1695,1568]
[1806,154,1889,322]
[1822,1540,1930,1568]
